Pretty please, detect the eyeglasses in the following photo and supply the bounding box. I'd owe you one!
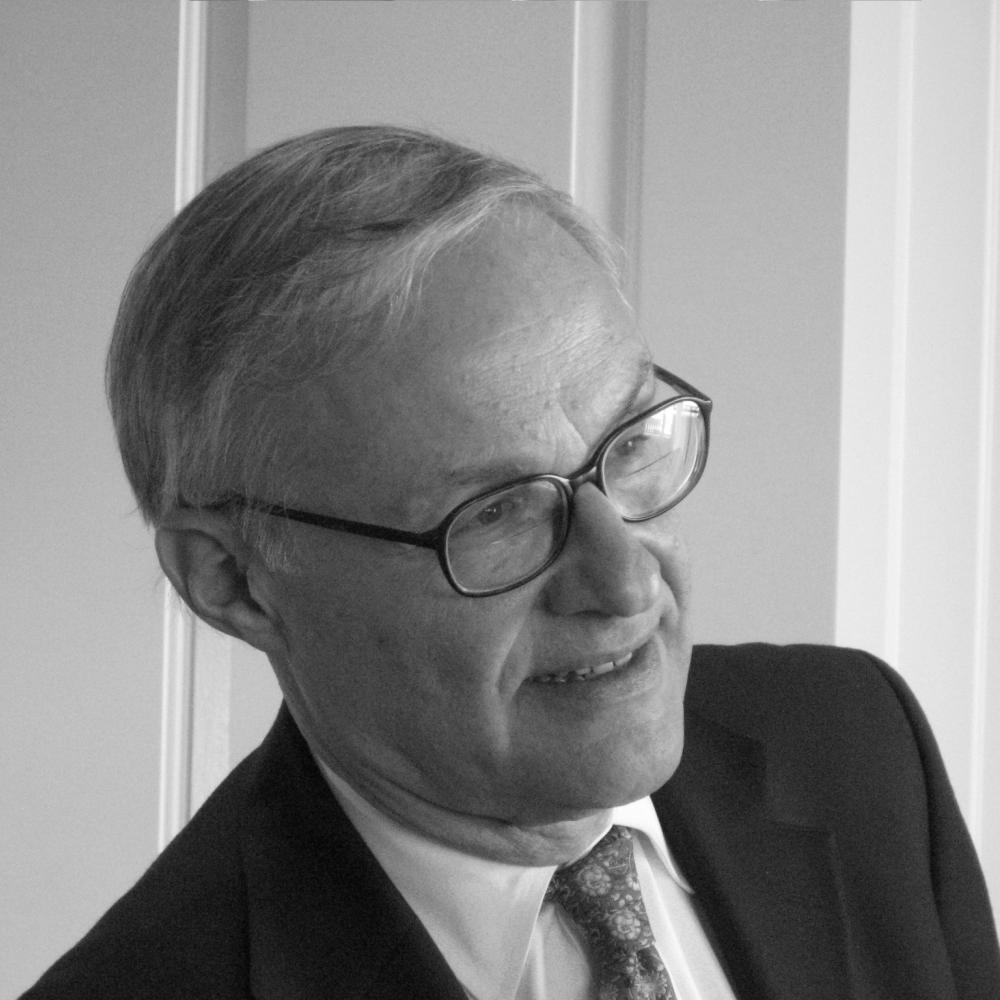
[213,365,712,597]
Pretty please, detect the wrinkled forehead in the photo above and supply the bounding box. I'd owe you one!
[404,210,634,374]
[274,210,649,514]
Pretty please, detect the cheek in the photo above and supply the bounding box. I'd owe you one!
[645,513,692,601]
[284,563,531,707]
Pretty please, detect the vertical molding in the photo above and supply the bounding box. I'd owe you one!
[969,0,1000,846]
[188,620,233,813]
[884,7,917,670]
[159,0,208,851]
[174,0,207,212]
[160,0,238,849]
[570,0,647,306]
[841,0,1000,915]
[158,587,194,847]
[836,3,914,665]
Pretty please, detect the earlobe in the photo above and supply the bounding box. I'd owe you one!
[154,513,286,657]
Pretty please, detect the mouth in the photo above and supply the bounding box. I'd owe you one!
[528,650,637,685]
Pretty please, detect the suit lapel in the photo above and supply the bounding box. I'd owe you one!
[232,701,857,999]
[239,707,467,1000]
[654,709,856,1000]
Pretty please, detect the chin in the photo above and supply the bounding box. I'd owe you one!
[521,725,686,823]
[596,737,685,806]
[601,700,687,801]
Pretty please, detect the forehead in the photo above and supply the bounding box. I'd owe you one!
[292,210,650,516]
[401,209,642,399]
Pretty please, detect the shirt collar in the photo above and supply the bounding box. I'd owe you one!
[613,796,693,892]
[316,760,690,1000]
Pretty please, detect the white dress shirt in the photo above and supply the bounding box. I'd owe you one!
[319,762,737,1000]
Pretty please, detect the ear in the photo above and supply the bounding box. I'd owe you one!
[154,510,287,658]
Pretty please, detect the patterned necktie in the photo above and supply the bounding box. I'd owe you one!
[545,826,677,1000]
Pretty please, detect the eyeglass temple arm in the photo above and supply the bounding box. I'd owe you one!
[655,364,712,412]
[204,496,443,550]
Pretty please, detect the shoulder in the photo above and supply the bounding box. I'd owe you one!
[683,643,939,820]
[687,641,922,745]
[669,645,1000,996]
[689,640,901,694]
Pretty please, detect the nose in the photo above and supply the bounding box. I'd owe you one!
[542,483,663,618]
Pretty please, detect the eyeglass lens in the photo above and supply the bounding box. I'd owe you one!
[446,479,569,593]
[444,398,706,594]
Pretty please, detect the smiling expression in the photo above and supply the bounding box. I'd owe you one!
[260,208,694,831]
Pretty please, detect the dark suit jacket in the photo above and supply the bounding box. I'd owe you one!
[22,645,1000,999]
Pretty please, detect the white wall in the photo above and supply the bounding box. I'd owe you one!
[639,0,850,646]
[1,2,176,994]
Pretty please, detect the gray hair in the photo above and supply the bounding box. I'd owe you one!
[107,125,620,565]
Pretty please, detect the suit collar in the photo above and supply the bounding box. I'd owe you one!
[238,706,467,1000]
[235,704,857,1000]
[654,707,856,1000]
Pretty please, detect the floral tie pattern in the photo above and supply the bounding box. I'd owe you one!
[545,826,677,1000]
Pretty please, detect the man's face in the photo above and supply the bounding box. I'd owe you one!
[264,209,693,829]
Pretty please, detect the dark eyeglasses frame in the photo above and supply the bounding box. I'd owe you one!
[206,365,712,596]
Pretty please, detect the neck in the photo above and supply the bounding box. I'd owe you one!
[380,792,614,867]
[312,747,613,867]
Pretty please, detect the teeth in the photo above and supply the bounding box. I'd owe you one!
[532,651,634,684]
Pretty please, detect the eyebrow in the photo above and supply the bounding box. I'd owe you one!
[608,356,656,425]
[441,357,655,491]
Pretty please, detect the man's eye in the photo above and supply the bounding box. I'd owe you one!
[613,432,656,463]
[474,498,518,526]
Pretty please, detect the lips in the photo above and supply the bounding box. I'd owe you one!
[529,650,636,685]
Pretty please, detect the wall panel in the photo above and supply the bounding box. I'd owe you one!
[839,0,1000,917]
[245,0,575,186]
[1,2,177,993]
[638,0,850,646]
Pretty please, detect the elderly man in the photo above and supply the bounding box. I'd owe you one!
[24,127,999,1000]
